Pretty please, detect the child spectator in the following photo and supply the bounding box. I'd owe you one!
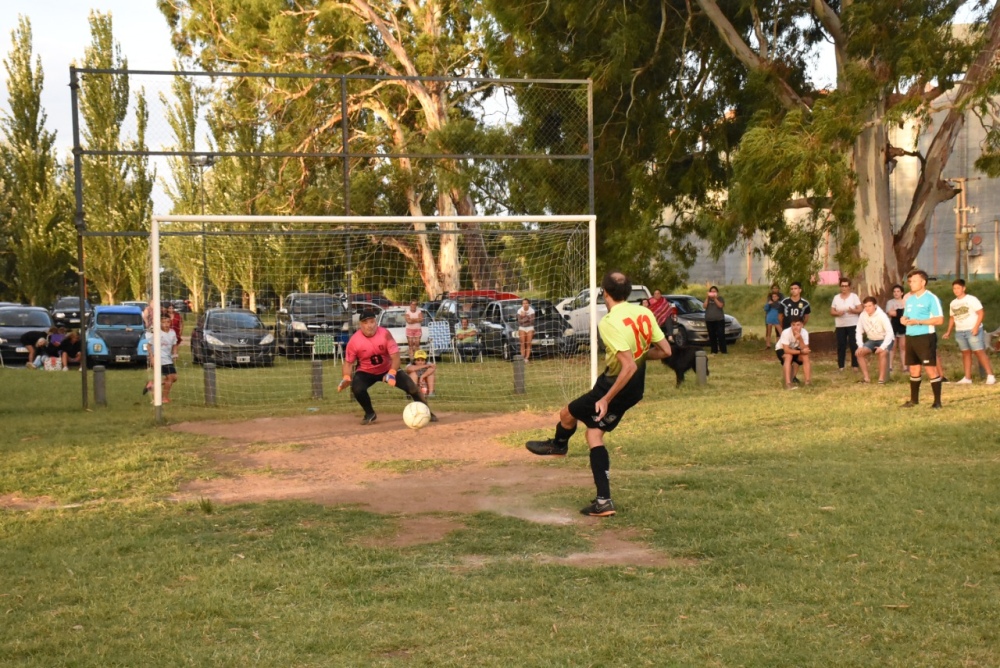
[406,350,437,398]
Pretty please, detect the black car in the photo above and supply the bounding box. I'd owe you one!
[275,293,351,357]
[0,306,54,365]
[664,294,743,347]
[51,296,92,329]
[191,308,276,366]
[478,299,573,360]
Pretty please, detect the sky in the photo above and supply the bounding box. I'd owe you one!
[0,0,177,153]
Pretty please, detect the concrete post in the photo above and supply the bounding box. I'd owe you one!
[695,350,708,386]
[93,365,107,406]
[203,363,217,406]
[513,355,526,394]
[311,360,324,399]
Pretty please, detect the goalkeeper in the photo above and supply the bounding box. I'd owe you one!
[339,310,438,425]
[526,271,672,517]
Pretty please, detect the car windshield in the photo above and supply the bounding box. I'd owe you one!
[381,310,428,328]
[54,298,81,309]
[209,312,263,329]
[291,296,345,314]
[670,297,705,314]
[96,312,144,327]
[0,309,52,327]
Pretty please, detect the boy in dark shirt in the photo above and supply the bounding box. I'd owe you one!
[779,282,812,330]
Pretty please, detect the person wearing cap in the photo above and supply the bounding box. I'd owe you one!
[339,309,438,425]
[405,349,437,398]
[454,315,481,362]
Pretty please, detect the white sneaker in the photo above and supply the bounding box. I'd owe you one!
[956,377,973,385]
[987,375,996,385]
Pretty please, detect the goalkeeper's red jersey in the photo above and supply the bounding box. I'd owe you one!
[345,327,398,375]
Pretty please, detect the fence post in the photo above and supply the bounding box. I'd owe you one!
[312,360,324,399]
[695,350,708,386]
[93,365,107,406]
[513,355,526,394]
[203,363,217,406]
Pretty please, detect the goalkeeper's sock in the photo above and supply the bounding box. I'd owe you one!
[590,446,611,500]
[554,422,576,446]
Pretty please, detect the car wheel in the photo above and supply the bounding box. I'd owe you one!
[673,326,687,347]
[502,339,513,361]
[192,345,202,365]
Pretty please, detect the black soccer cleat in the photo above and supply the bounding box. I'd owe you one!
[361,412,377,425]
[931,402,942,410]
[900,401,917,408]
[526,439,568,456]
[429,413,439,423]
[580,498,616,517]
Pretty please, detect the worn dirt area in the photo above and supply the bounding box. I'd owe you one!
[167,411,688,569]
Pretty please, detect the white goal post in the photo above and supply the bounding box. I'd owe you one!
[149,214,598,417]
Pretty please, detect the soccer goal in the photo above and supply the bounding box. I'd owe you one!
[147,214,599,419]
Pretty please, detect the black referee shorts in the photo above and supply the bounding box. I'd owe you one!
[905,333,937,366]
[568,369,645,432]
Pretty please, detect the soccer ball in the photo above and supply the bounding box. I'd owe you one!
[402,401,432,430]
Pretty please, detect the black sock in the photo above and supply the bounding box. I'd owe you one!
[590,446,611,500]
[554,422,576,445]
[909,377,921,404]
[931,376,942,404]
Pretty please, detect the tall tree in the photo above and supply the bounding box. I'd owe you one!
[692,0,1000,298]
[78,11,155,305]
[0,16,73,305]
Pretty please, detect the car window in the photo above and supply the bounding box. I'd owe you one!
[381,312,406,328]
[629,288,648,302]
[209,312,264,329]
[291,296,345,314]
[670,297,705,314]
[97,312,144,327]
[0,309,52,327]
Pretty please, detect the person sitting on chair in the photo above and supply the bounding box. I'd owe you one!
[454,316,481,361]
[406,349,437,398]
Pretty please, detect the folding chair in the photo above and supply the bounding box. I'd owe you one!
[311,333,343,364]
[453,338,483,363]
[427,321,455,363]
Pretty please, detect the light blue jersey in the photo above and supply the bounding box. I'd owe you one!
[903,291,943,336]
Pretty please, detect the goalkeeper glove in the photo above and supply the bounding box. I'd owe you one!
[384,371,397,387]
[337,375,351,392]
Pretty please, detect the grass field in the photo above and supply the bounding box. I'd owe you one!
[3,323,1000,665]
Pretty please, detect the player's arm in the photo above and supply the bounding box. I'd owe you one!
[594,350,637,420]
[338,347,355,392]
[943,313,955,338]
[646,338,672,360]
[855,319,865,349]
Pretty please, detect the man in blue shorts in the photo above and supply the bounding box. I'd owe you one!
[900,269,944,408]
[525,271,673,517]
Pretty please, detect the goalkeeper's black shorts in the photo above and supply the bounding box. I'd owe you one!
[568,367,645,432]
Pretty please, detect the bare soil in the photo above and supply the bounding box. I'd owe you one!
[168,410,690,568]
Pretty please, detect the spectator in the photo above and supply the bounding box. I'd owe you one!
[942,278,996,385]
[59,331,82,370]
[900,269,944,409]
[831,277,862,371]
[406,349,437,397]
[454,316,481,361]
[703,286,727,354]
[21,329,49,369]
[885,284,907,374]
[403,299,423,360]
[641,298,650,308]
[763,286,783,347]
[157,315,179,403]
[775,317,811,389]
[165,303,183,344]
[779,282,811,329]
[516,298,536,362]
[855,297,894,384]
[647,289,675,337]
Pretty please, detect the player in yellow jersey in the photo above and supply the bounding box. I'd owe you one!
[526,271,673,516]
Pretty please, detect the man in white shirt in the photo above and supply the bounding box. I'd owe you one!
[775,318,811,389]
[831,277,862,371]
[942,279,996,385]
[855,297,894,384]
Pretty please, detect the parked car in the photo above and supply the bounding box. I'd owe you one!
[348,292,394,308]
[85,305,150,368]
[563,285,651,343]
[377,307,432,351]
[191,308,276,366]
[50,296,92,329]
[0,306,53,365]
[434,297,493,329]
[478,298,574,360]
[275,293,350,357]
[120,300,148,310]
[664,294,743,347]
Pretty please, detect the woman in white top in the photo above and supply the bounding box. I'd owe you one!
[884,284,907,374]
[403,300,423,360]
[516,298,536,362]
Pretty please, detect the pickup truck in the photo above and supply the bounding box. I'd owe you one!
[275,292,350,357]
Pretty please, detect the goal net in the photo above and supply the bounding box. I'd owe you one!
[148,214,597,418]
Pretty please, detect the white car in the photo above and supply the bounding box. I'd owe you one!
[564,285,652,339]
[377,307,431,351]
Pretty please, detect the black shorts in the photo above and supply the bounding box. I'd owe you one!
[161,364,178,376]
[568,368,645,432]
[775,349,802,366]
[352,369,420,395]
[905,333,937,366]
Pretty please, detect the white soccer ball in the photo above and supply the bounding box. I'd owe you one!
[402,401,432,429]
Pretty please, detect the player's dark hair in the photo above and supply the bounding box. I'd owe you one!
[952,278,966,287]
[862,296,877,305]
[906,269,928,282]
[601,271,632,302]
[790,281,802,289]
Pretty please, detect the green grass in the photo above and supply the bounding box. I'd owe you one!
[2,342,1000,666]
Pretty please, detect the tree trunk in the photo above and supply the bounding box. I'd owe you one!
[436,192,460,293]
[852,110,898,303]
